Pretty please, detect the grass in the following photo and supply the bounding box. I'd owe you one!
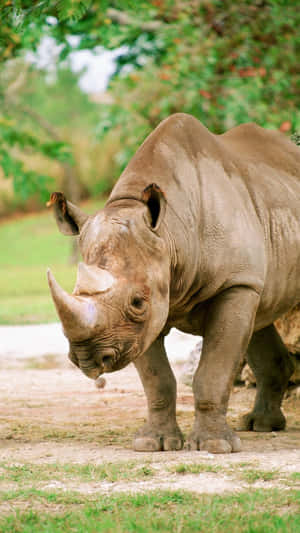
[240,468,280,484]
[0,458,297,489]
[169,463,221,474]
[0,489,299,532]
[169,463,287,485]
[0,461,154,485]
[0,199,104,324]
[0,455,298,530]
[290,472,300,482]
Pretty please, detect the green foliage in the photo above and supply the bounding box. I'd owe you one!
[0,1,95,203]
[55,0,92,22]
[0,0,299,202]
[95,0,300,171]
[0,115,73,201]
[291,133,300,146]
[0,64,100,208]
[20,67,100,131]
[0,1,93,60]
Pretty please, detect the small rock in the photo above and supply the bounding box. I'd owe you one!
[180,340,203,386]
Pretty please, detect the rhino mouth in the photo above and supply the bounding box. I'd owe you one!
[69,338,134,378]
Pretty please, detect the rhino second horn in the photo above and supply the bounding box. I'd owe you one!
[73,262,115,295]
[47,268,97,339]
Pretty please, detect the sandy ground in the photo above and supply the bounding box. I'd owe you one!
[0,345,299,496]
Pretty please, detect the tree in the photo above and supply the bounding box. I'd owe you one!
[0,0,299,200]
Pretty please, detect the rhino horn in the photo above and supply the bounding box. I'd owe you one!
[73,262,115,295]
[47,268,98,339]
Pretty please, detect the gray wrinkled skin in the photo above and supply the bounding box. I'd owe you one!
[48,113,300,454]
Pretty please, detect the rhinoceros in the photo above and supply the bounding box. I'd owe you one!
[47,113,300,454]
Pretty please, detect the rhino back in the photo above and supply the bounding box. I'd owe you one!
[108,114,300,327]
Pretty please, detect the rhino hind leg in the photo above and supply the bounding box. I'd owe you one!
[133,336,184,452]
[239,324,294,432]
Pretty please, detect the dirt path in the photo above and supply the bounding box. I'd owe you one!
[0,356,299,495]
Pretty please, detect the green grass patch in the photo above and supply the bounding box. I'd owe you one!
[0,489,299,532]
[290,472,300,482]
[169,463,221,475]
[240,468,280,484]
[0,461,154,485]
[0,290,73,325]
[168,463,287,486]
[0,200,104,324]
[0,487,87,505]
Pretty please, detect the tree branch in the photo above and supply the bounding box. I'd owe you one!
[106,8,163,32]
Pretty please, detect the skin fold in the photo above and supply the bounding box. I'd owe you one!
[48,113,300,453]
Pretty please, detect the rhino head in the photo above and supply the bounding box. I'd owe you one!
[47,186,170,379]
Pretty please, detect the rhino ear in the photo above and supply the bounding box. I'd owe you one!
[46,192,89,236]
[142,183,166,231]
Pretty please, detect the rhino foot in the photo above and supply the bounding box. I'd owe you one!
[187,422,241,454]
[133,424,184,452]
[237,409,286,432]
[187,435,241,454]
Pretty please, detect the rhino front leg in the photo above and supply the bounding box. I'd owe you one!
[188,287,259,453]
[133,335,184,452]
[239,324,294,431]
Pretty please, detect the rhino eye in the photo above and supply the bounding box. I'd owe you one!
[127,295,147,322]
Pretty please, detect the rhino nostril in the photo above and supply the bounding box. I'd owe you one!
[101,354,115,371]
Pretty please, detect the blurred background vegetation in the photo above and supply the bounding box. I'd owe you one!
[0,0,299,216]
[0,0,299,324]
